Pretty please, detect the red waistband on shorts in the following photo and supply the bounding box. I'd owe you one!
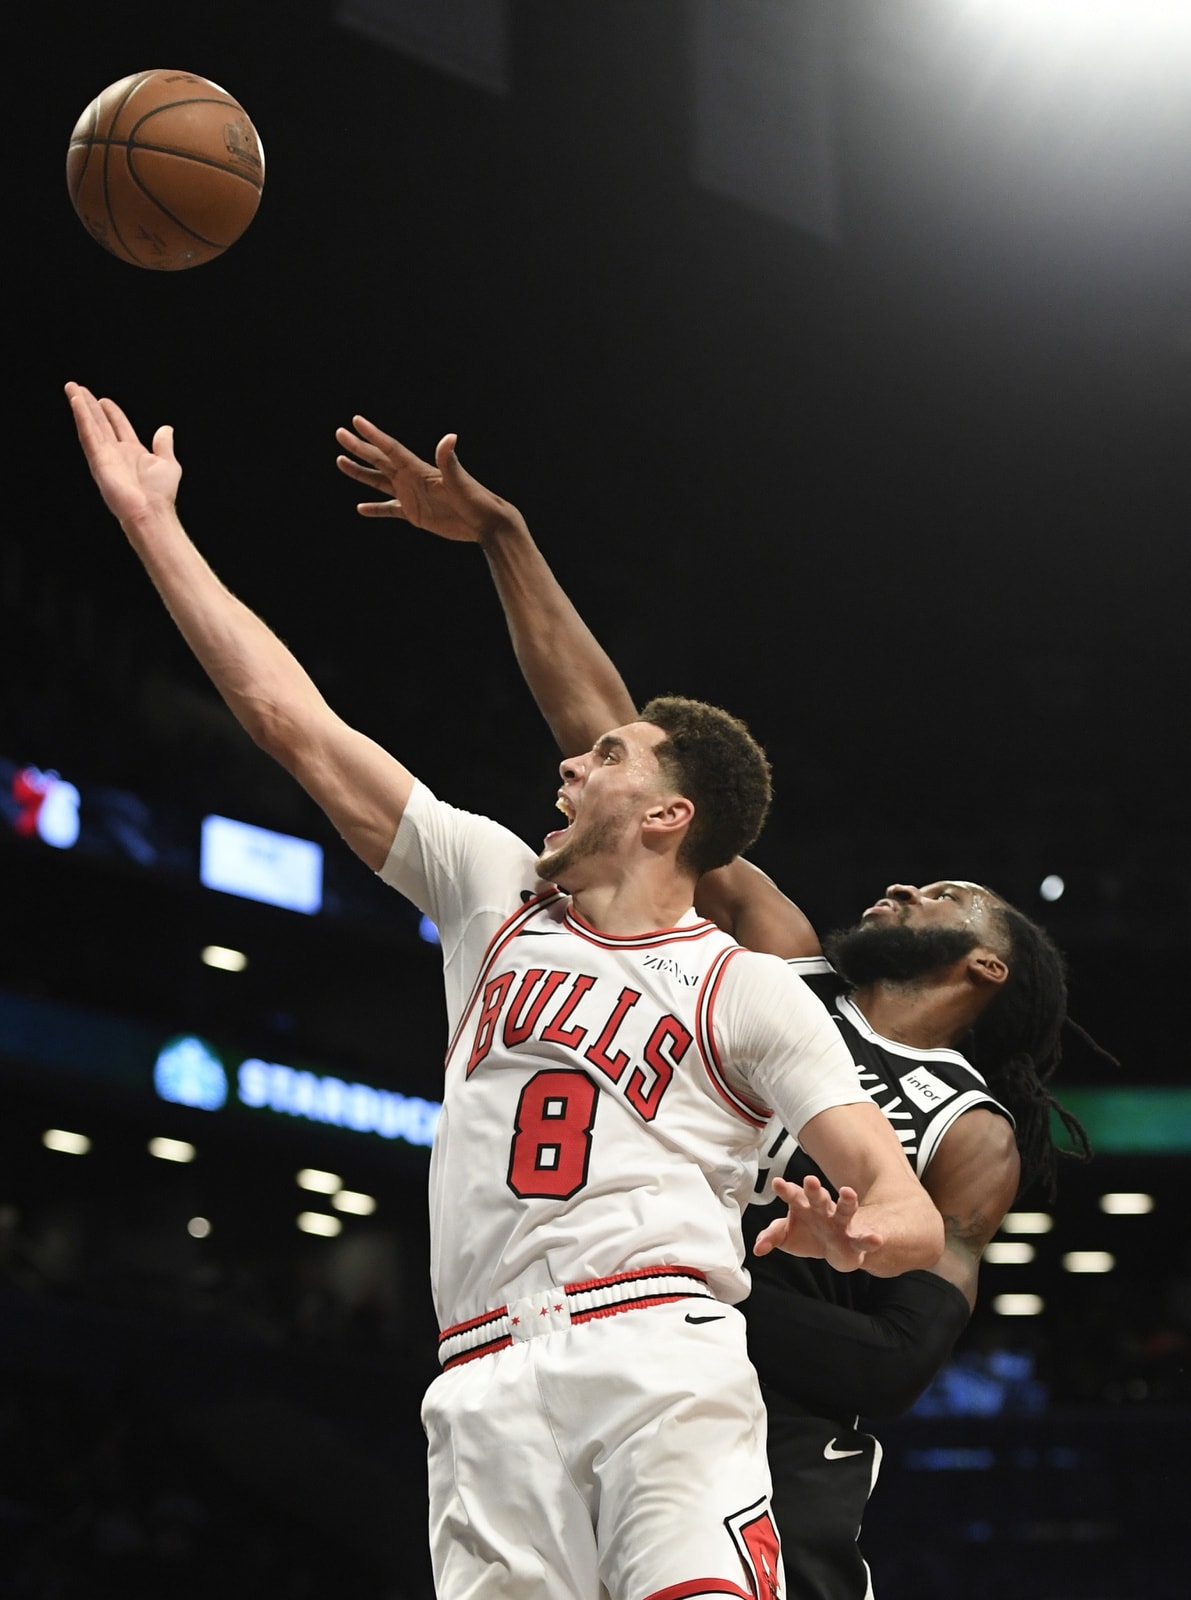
[437,1265,717,1370]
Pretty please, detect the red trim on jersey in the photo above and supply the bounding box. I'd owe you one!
[562,1264,708,1295]
[438,1305,509,1340]
[570,1293,701,1327]
[441,1335,514,1370]
[439,1267,708,1344]
[642,1581,755,1599]
[695,949,771,1128]
[696,948,732,1078]
[562,906,723,950]
[442,888,565,1070]
[438,1266,717,1370]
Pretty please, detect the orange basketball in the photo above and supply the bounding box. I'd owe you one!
[66,69,264,270]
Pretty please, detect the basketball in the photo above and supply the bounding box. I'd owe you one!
[66,69,265,270]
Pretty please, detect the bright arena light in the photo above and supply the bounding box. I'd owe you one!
[1039,874,1065,902]
[332,1189,376,1216]
[296,1168,342,1194]
[963,0,1191,39]
[1062,1251,1115,1274]
[983,1242,1036,1265]
[188,1217,212,1239]
[957,1,1191,99]
[992,1293,1045,1317]
[42,1128,91,1155]
[201,944,248,973]
[1099,1192,1154,1215]
[1000,1212,1053,1235]
[148,1136,196,1164]
[297,1211,342,1237]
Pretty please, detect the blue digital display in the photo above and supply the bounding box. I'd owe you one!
[200,814,324,914]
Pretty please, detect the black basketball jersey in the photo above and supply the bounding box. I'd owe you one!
[748,956,1014,1311]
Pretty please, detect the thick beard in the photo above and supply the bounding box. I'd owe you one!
[824,920,981,987]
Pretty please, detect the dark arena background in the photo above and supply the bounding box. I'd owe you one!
[4,4,1188,1596]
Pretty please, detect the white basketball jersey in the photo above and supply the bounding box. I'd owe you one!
[381,782,865,1329]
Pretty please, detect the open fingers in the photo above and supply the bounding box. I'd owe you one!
[65,381,101,414]
[335,426,384,466]
[832,1186,860,1219]
[66,383,111,449]
[335,454,386,487]
[335,457,406,518]
[348,413,394,446]
[774,1174,832,1214]
[355,498,405,520]
[751,1216,787,1257]
[65,380,97,416]
[772,1173,807,1197]
[66,391,102,452]
[782,1172,825,1197]
[99,396,141,444]
[349,414,429,473]
[772,1175,813,1205]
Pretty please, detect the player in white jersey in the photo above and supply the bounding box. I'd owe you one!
[385,781,914,1600]
[331,416,1097,1597]
[66,384,944,1600]
[383,780,869,1330]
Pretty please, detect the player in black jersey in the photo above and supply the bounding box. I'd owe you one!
[334,421,1093,1599]
[700,866,1091,1598]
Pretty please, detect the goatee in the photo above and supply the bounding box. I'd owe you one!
[825,920,981,987]
[534,803,632,886]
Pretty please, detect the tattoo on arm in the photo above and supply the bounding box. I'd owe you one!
[940,1209,997,1256]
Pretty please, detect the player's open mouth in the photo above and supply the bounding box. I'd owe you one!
[543,795,575,849]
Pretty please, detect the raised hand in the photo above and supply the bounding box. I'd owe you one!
[335,416,523,545]
[65,383,181,527]
[752,1173,885,1273]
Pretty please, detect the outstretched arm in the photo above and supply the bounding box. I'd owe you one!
[745,1107,1020,1417]
[335,417,821,953]
[758,1101,944,1278]
[336,418,634,754]
[66,384,414,871]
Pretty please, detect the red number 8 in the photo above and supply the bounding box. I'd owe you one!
[507,1069,598,1199]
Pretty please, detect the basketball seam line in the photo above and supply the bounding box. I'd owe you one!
[69,139,262,188]
[102,72,156,264]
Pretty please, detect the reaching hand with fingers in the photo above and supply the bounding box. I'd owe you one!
[65,381,182,529]
[335,416,526,546]
[752,1173,885,1273]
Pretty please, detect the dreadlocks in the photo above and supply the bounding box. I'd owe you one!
[965,899,1101,1202]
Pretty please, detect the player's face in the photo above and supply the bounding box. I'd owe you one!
[862,881,1003,939]
[825,882,1008,988]
[536,722,671,887]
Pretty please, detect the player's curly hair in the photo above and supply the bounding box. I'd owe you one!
[638,694,772,876]
[966,897,1102,1201]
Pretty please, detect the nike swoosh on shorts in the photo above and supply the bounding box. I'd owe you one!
[824,1440,864,1459]
[684,1313,726,1325]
